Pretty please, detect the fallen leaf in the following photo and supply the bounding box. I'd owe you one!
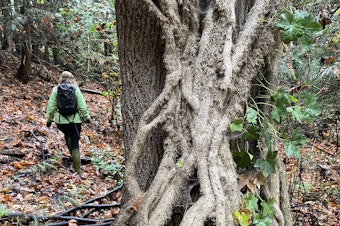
[133,194,145,212]
[68,219,78,226]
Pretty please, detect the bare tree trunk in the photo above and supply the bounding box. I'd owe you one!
[115,0,292,225]
[15,41,31,84]
[15,2,32,84]
[115,3,166,224]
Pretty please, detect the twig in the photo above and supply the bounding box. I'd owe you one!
[305,141,335,156]
[85,183,124,204]
[21,130,47,160]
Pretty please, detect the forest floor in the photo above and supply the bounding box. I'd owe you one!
[0,61,339,225]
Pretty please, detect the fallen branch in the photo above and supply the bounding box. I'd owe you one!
[0,184,123,225]
[59,183,124,216]
[80,88,104,95]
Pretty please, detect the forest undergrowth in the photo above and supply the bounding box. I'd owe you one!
[0,61,339,225]
[0,61,123,225]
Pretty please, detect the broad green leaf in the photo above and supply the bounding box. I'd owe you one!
[230,118,243,132]
[298,32,313,46]
[303,95,321,123]
[271,107,282,124]
[261,198,275,219]
[284,140,301,158]
[233,211,252,226]
[291,127,307,145]
[287,106,303,123]
[271,89,290,123]
[274,89,291,108]
[243,192,259,212]
[232,151,252,169]
[296,12,322,33]
[266,151,278,163]
[254,151,277,177]
[276,10,322,45]
[254,157,276,177]
[259,122,273,151]
[243,125,259,141]
[253,213,272,226]
[246,107,258,124]
[284,128,307,158]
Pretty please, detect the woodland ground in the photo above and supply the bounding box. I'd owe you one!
[0,61,339,225]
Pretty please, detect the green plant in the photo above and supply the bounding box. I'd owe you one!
[101,71,122,125]
[233,192,274,226]
[276,9,322,46]
[230,88,321,177]
[0,204,10,218]
[21,156,61,174]
[90,149,124,183]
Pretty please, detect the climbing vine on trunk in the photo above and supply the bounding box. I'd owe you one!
[115,0,293,225]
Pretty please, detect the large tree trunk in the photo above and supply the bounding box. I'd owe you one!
[115,0,292,225]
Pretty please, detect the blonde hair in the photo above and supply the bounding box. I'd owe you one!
[59,71,78,86]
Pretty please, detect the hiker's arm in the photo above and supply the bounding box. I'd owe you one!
[76,89,91,120]
[46,87,57,123]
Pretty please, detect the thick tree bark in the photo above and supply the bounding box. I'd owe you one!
[115,0,292,225]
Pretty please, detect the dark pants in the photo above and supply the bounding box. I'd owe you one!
[57,123,82,150]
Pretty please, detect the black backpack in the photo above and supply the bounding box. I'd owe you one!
[57,83,78,116]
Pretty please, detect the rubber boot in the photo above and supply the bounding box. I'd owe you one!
[65,137,72,151]
[71,149,81,173]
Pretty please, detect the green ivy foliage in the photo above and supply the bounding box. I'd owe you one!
[233,193,274,226]
[230,88,321,177]
[276,10,322,46]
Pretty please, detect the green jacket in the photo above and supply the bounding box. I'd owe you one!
[46,86,90,124]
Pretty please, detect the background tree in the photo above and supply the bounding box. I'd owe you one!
[0,0,119,87]
[115,0,293,225]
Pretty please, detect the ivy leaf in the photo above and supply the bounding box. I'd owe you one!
[253,213,273,226]
[259,122,273,151]
[243,192,259,212]
[232,211,252,226]
[284,128,306,158]
[271,89,290,123]
[276,10,322,45]
[232,151,252,169]
[274,89,291,110]
[243,125,259,141]
[261,198,275,219]
[254,151,277,177]
[230,118,243,132]
[246,107,258,124]
[271,107,282,124]
[287,106,303,123]
[303,95,321,123]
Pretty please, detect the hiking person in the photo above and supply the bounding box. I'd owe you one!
[46,71,91,173]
